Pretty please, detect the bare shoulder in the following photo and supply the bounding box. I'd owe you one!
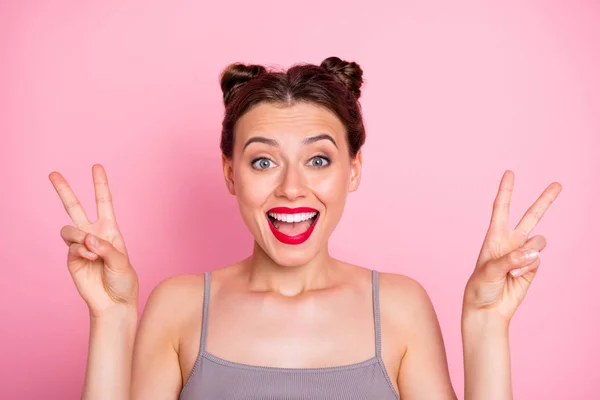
[375,274,456,398]
[131,273,208,398]
[377,271,431,303]
[149,273,206,298]
[377,271,439,332]
[139,264,243,336]
[139,273,207,344]
[145,273,206,311]
[338,263,436,328]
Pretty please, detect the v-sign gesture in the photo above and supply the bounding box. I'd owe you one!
[50,164,138,317]
[463,170,562,321]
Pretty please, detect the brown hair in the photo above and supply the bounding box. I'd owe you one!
[219,56,366,159]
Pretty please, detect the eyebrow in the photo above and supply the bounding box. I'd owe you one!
[243,137,278,150]
[243,134,338,150]
[303,134,337,148]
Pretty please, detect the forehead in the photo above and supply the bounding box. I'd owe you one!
[235,102,346,141]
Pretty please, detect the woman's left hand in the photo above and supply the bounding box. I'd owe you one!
[463,170,562,322]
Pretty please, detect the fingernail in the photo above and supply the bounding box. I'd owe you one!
[524,249,539,260]
[510,268,522,277]
[90,235,98,248]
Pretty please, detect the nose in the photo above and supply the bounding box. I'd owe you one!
[274,164,308,201]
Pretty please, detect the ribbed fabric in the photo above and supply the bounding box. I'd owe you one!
[179,270,400,400]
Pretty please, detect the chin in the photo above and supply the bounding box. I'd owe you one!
[263,244,323,268]
[243,207,330,267]
[260,207,328,267]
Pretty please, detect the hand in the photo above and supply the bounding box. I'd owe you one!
[49,164,139,317]
[463,170,562,322]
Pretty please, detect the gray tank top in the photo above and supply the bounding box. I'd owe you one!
[179,270,400,399]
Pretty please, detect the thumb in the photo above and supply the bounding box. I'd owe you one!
[85,233,129,272]
[484,235,547,279]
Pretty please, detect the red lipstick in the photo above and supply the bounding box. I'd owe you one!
[266,207,320,245]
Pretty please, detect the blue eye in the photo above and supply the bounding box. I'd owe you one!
[308,156,330,168]
[252,158,276,170]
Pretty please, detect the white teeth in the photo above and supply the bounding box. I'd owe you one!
[268,211,318,223]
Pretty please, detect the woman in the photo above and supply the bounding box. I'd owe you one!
[49,57,562,399]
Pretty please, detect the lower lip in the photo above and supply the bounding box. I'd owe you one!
[267,214,320,245]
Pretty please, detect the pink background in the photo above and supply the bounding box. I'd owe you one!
[1,1,599,398]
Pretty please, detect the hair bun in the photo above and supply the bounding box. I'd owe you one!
[220,63,266,106]
[320,56,364,99]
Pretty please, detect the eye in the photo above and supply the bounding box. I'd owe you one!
[251,158,276,170]
[308,156,330,168]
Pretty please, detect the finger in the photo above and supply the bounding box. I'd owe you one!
[60,225,88,246]
[510,258,541,278]
[68,243,98,262]
[489,170,515,232]
[507,235,546,276]
[92,164,116,221]
[524,234,548,252]
[85,233,128,272]
[486,235,547,278]
[514,182,563,237]
[49,172,91,227]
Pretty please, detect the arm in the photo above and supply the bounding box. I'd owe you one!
[83,306,138,400]
[80,270,188,400]
[131,275,203,399]
[50,165,203,399]
[49,165,139,400]
[462,311,511,400]
[391,277,457,400]
[460,170,562,399]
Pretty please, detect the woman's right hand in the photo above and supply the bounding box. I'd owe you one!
[49,164,139,317]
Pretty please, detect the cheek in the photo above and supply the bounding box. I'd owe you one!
[308,166,350,206]
[234,168,274,210]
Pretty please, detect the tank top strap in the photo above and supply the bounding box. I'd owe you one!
[199,271,211,354]
[372,269,382,359]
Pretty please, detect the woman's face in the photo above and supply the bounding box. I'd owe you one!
[223,101,362,267]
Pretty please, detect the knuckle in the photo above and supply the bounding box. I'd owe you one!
[494,200,509,210]
[515,229,528,239]
[60,225,71,237]
[61,225,86,243]
[531,210,543,219]
[96,193,112,203]
[509,251,522,265]
[68,243,80,255]
[537,236,548,247]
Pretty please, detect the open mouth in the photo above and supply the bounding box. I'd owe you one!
[266,207,320,245]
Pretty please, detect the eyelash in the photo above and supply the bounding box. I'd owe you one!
[308,154,331,168]
[250,154,331,170]
[251,157,276,170]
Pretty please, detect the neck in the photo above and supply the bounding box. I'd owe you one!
[242,241,337,297]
